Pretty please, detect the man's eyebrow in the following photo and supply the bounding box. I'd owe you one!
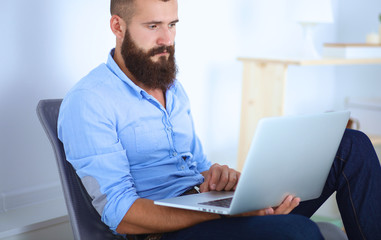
[142,19,179,25]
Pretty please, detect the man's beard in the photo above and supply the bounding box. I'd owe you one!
[121,31,177,91]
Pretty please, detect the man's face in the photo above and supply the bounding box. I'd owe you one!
[120,0,179,90]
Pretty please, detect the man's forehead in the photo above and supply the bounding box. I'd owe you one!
[132,0,178,22]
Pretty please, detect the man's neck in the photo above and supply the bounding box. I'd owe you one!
[146,88,166,109]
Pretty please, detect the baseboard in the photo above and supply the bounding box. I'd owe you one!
[0,197,69,239]
[0,182,62,213]
[0,182,69,238]
[0,214,69,239]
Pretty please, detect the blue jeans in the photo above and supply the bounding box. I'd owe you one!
[160,129,381,240]
[292,129,381,239]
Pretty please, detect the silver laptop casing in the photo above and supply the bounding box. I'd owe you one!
[155,111,350,215]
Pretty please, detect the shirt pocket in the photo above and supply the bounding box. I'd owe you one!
[134,126,165,153]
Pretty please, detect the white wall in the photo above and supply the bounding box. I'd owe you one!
[334,0,381,109]
[178,0,381,168]
[0,0,380,227]
[0,0,114,213]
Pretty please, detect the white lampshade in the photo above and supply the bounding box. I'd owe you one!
[290,0,334,59]
[292,0,333,24]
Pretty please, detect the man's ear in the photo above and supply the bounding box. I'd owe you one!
[110,15,126,41]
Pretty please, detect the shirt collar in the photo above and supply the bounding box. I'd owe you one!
[106,48,145,99]
[106,48,178,99]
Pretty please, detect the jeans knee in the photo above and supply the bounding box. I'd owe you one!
[340,129,378,163]
[343,129,372,147]
[282,214,323,240]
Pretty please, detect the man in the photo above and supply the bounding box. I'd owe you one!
[58,0,381,239]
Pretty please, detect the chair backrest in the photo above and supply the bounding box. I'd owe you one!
[36,99,120,240]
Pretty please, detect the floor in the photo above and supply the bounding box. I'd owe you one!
[0,221,73,240]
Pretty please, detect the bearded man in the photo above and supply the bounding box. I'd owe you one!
[57,0,381,239]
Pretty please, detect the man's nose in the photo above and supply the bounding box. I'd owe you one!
[157,28,174,46]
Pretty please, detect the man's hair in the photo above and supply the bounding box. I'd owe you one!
[110,0,170,24]
[110,0,134,23]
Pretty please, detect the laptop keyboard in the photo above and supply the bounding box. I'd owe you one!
[199,197,233,208]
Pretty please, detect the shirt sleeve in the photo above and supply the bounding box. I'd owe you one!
[186,112,210,173]
[57,89,139,231]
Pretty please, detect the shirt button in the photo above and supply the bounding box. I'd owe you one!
[181,166,185,170]
[172,152,178,157]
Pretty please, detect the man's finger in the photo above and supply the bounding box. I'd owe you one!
[274,195,292,213]
[224,170,238,191]
[215,165,230,191]
[233,172,241,190]
[200,170,212,192]
[209,164,222,191]
[274,195,300,214]
[199,181,209,193]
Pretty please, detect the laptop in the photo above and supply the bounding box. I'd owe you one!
[154,111,350,215]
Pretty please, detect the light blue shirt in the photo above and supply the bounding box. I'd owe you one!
[57,49,211,231]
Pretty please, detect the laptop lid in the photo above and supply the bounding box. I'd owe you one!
[228,110,349,214]
[155,111,350,215]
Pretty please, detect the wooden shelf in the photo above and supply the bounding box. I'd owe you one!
[236,57,381,170]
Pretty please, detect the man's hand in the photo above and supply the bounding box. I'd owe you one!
[200,163,241,192]
[233,195,301,217]
[199,164,300,218]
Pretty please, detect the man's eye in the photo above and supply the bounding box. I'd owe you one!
[169,23,176,28]
[148,25,157,30]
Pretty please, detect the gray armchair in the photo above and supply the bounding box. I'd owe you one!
[37,99,123,240]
